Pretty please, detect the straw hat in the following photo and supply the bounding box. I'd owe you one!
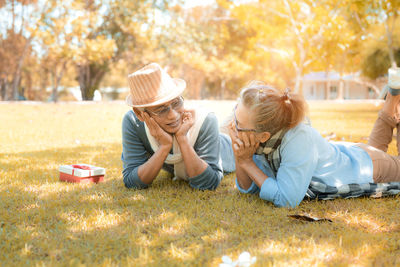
[126,63,186,107]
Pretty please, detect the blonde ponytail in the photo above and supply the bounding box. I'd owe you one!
[240,81,307,135]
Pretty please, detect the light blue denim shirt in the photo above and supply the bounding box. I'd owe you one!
[236,123,374,207]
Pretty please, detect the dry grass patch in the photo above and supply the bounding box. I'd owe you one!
[0,100,399,266]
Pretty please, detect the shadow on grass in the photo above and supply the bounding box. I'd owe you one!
[1,144,400,266]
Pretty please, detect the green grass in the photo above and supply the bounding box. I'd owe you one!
[1,100,399,266]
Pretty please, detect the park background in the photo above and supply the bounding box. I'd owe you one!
[1,0,400,266]
[1,0,399,102]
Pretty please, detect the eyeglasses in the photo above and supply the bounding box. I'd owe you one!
[145,96,184,117]
[233,104,257,132]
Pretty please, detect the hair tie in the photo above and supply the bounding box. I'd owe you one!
[281,88,290,101]
[257,87,265,102]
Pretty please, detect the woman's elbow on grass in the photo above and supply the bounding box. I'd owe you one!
[261,189,302,208]
[273,194,303,208]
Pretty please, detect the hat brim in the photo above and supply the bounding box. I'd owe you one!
[125,78,186,108]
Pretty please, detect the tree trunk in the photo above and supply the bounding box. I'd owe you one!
[77,63,108,100]
[12,0,15,33]
[385,17,397,68]
[11,37,31,100]
[220,79,226,100]
[0,78,6,101]
[40,68,49,101]
[294,71,301,93]
[283,0,309,94]
[336,52,347,100]
[293,45,307,93]
[181,64,204,99]
[51,61,67,102]
[293,63,304,93]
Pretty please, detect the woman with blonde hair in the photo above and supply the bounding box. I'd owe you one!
[229,80,400,207]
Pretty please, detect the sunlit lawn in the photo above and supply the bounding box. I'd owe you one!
[1,100,399,266]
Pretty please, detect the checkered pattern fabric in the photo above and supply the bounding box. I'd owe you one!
[306,177,400,200]
[255,129,287,174]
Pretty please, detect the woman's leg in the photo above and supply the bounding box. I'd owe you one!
[359,94,400,182]
[367,94,400,152]
[397,123,400,156]
[357,143,400,182]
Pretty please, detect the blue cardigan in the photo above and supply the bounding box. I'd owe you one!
[236,123,373,207]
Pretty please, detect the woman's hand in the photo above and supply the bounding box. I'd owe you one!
[175,109,195,140]
[229,122,259,165]
[142,112,173,149]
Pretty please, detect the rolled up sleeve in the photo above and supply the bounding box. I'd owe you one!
[235,179,260,194]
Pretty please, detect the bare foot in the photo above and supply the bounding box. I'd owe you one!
[382,93,400,121]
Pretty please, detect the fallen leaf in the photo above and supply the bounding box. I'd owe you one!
[288,214,332,223]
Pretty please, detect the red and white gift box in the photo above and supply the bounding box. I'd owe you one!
[59,164,105,183]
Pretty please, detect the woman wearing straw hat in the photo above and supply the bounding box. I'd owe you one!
[121,63,234,190]
[228,67,400,207]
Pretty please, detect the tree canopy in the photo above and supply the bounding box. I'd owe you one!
[0,0,399,101]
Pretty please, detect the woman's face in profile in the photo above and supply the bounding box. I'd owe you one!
[233,101,271,143]
[234,102,257,132]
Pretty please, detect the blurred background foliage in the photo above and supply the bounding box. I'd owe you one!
[0,0,399,101]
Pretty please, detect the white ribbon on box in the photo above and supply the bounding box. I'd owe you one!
[59,164,105,178]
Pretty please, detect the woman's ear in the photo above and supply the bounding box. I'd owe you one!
[258,132,271,143]
[133,108,145,122]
